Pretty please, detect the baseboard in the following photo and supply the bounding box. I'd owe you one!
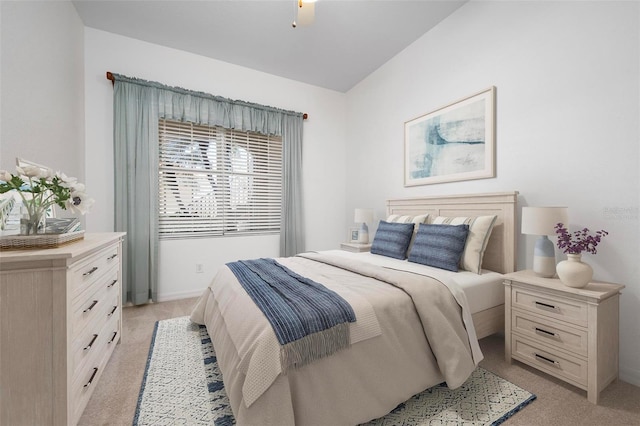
[156,288,204,303]
[620,366,640,388]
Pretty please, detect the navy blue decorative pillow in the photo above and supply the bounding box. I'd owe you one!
[408,224,470,272]
[370,221,415,260]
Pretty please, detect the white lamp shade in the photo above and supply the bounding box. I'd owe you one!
[521,207,568,236]
[297,1,315,26]
[354,208,373,224]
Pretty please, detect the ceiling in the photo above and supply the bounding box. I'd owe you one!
[72,0,467,92]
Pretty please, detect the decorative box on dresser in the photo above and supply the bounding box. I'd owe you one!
[0,232,125,425]
[503,269,624,404]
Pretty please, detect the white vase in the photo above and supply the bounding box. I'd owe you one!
[556,254,593,288]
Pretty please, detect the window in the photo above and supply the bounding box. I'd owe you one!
[158,119,282,239]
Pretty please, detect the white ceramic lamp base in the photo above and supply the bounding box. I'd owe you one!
[532,235,556,278]
[357,223,369,244]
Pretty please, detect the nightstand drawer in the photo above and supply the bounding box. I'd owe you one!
[512,310,588,357]
[512,335,588,388]
[512,287,587,327]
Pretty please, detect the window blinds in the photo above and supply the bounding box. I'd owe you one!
[158,119,283,239]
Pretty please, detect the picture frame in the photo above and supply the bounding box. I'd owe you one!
[348,228,360,243]
[404,86,496,186]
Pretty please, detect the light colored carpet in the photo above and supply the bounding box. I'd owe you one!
[79,298,640,425]
[133,316,535,425]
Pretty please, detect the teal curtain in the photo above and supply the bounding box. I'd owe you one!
[113,81,160,305]
[281,115,304,257]
[112,73,304,305]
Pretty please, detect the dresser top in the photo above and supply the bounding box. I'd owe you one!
[0,232,125,263]
[504,269,625,300]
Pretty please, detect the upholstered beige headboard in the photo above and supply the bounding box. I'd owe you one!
[387,191,518,274]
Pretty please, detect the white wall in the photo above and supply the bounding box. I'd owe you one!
[346,1,640,386]
[83,29,348,300]
[0,1,84,182]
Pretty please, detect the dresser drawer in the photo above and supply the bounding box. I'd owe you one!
[70,320,120,425]
[71,306,120,375]
[71,283,120,339]
[70,243,120,300]
[512,310,588,357]
[512,287,588,327]
[512,335,588,388]
[72,263,116,307]
[72,262,118,306]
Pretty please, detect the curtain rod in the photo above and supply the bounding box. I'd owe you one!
[106,72,308,120]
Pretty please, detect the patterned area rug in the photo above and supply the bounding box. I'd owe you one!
[134,316,536,426]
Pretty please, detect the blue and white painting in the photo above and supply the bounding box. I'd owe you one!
[405,87,495,186]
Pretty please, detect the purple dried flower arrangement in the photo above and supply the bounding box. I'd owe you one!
[554,223,608,255]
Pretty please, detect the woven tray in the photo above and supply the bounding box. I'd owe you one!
[0,230,85,250]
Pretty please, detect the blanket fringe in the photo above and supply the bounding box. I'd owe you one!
[281,322,351,370]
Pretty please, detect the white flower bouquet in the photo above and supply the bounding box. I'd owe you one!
[0,164,94,235]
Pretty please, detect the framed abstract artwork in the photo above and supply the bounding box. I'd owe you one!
[404,86,496,186]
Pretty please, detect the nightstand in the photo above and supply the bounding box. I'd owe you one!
[340,242,372,253]
[504,270,624,404]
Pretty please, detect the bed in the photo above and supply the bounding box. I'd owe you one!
[190,191,518,425]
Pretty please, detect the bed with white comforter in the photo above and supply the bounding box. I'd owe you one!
[190,192,518,425]
[192,250,487,425]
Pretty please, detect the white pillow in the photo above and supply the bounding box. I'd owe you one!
[386,214,429,225]
[386,214,429,256]
[431,215,497,274]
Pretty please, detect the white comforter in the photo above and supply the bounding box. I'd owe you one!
[190,250,482,425]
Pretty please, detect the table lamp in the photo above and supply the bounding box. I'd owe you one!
[354,208,374,244]
[521,206,568,278]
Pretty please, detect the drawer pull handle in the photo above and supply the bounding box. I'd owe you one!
[107,279,118,288]
[534,301,559,312]
[83,300,98,313]
[84,367,99,388]
[535,327,558,338]
[83,334,99,351]
[83,267,99,277]
[534,353,560,368]
[108,331,118,344]
[107,254,118,260]
[108,306,118,317]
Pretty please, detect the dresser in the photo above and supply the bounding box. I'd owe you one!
[0,232,125,425]
[504,270,624,404]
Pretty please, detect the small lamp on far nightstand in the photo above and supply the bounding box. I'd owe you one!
[354,208,374,244]
[522,206,568,278]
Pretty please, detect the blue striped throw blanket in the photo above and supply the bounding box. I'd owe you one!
[226,258,356,370]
